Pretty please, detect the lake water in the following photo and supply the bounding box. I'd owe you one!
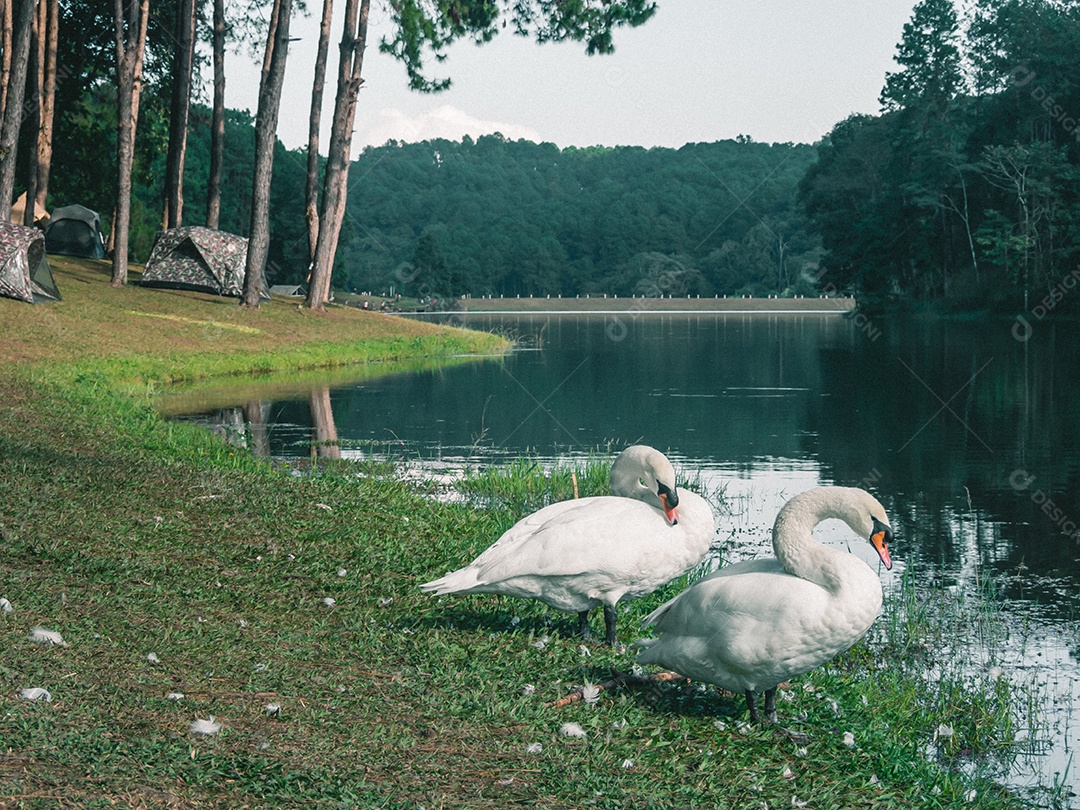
[161,310,1080,803]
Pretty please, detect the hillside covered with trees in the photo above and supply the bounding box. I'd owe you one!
[800,0,1080,311]
[336,137,819,299]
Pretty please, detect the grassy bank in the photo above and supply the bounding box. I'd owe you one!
[0,261,1035,808]
[7,258,508,390]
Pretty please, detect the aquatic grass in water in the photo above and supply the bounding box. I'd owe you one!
[456,453,614,514]
[455,449,724,519]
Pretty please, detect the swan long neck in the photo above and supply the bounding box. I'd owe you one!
[771,490,852,592]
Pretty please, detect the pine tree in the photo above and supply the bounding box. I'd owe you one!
[880,0,962,113]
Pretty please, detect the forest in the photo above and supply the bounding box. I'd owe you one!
[802,0,1080,311]
[4,0,1080,310]
[337,137,819,299]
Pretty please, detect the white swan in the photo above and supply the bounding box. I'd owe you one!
[420,445,716,645]
[637,486,893,722]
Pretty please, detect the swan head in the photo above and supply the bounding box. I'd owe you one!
[610,445,681,524]
[834,487,894,570]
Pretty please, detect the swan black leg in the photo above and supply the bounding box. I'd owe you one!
[763,687,778,724]
[744,690,760,723]
[577,610,593,641]
[603,605,619,647]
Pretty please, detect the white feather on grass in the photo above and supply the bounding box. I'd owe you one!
[264,702,281,717]
[165,693,185,701]
[28,627,66,646]
[933,724,955,742]
[147,652,160,664]
[19,687,51,702]
[322,597,336,607]
[1,597,13,613]
[558,722,587,739]
[525,742,543,754]
[189,717,222,735]
[581,684,601,705]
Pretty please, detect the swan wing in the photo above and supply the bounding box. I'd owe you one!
[474,496,676,582]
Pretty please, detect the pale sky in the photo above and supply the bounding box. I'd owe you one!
[214,1,919,155]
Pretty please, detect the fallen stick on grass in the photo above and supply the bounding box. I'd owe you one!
[546,669,689,709]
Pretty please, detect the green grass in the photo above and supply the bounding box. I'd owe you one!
[0,260,1044,807]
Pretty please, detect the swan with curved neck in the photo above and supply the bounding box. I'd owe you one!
[637,486,893,722]
[420,446,715,645]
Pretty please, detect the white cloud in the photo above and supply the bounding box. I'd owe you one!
[357,104,545,149]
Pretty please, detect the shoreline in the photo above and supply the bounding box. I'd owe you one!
[412,307,854,316]
[398,296,857,315]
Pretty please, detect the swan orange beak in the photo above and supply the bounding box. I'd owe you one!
[870,518,893,570]
[658,492,679,525]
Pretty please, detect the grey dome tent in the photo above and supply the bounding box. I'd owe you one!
[0,221,61,304]
[44,204,107,258]
[140,226,262,297]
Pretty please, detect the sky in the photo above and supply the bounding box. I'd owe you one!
[214,1,920,157]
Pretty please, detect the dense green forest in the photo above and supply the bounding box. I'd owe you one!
[336,137,819,299]
[20,0,1080,310]
[801,0,1080,311]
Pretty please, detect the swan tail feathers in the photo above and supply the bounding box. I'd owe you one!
[419,566,484,595]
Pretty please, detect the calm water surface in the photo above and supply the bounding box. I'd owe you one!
[162,311,1080,802]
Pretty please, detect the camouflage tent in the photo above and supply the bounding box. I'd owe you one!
[140,226,258,297]
[44,204,107,259]
[0,221,61,304]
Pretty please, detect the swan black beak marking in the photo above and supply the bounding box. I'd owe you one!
[870,517,893,570]
[657,483,679,525]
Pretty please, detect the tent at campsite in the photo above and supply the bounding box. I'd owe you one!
[44,204,108,258]
[0,221,61,304]
[140,226,261,297]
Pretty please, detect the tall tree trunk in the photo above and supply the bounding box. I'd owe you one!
[305,0,333,268]
[0,0,33,218]
[306,0,369,311]
[111,0,148,286]
[205,0,225,229]
[107,0,147,255]
[240,0,293,309]
[22,0,39,226]
[33,0,57,215]
[163,0,196,229]
[1,0,12,121]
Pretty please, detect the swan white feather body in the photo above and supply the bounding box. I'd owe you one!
[637,486,892,720]
[420,446,716,644]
